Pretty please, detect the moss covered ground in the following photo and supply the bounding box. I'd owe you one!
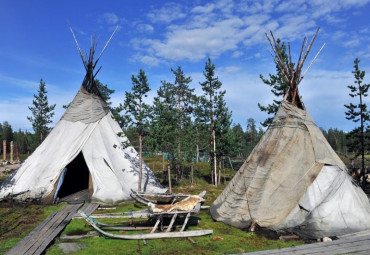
[45,183,304,255]
[0,157,308,254]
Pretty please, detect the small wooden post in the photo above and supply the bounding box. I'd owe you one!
[16,144,19,161]
[10,141,14,162]
[3,140,6,162]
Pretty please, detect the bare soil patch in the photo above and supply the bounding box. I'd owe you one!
[0,163,20,184]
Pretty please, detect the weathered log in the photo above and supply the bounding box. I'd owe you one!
[81,212,212,240]
[279,234,300,241]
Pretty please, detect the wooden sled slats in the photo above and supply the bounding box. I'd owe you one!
[81,212,213,239]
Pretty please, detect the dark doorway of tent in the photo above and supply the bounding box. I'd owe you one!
[53,152,91,203]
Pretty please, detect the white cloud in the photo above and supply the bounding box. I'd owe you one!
[132,54,162,67]
[0,75,39,92]
[191,3,215,13]
[220,65,241,73]
[132,0,338,66]
[136,24,154,34]
[147,2,186,23]
[332,30,347,40]
[127,0,370,133]
[232,51,244,58]
[99,13,119,25]
[138,21,244,62]
[344,39,360,47]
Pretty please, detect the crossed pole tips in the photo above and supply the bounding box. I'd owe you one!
[265,27,325,108]
[68,25,119,96]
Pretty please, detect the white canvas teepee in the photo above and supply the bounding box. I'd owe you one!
[210,29,370,238]
[0,30,166,205]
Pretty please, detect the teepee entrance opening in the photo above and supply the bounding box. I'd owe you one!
[55,152,90,199]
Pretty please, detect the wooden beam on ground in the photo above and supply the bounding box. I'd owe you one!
[242,233,370,255]
[6,203,83,255]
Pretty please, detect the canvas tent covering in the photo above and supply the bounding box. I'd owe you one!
[210,29,370,238]
[0,30,166,204]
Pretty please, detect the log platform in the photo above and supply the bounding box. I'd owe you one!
[241,231,370,255]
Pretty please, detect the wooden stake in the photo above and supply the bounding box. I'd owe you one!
[10,141,13,162]
[3,140,6,162]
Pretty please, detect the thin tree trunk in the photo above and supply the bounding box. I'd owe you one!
[213,131,217,186]
[223,158,226,184]
[162,152,165,176]
[228,156,234,171]
[191,162,194,185]
[138,96,143,192]
[210,93,214,185]
[196,128,199,163]
[211,164,214,185]
[138,134,143,192]
[177,86,182,180]
[218,158,221,185]
[359,83,365,186]
[167,158,172,193]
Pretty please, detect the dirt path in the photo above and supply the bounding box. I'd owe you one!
[0,163,20,180]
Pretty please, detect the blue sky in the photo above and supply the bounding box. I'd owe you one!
[1,0,370,132]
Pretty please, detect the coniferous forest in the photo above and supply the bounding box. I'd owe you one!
[1,57,369,188]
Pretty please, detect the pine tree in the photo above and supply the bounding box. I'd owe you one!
[1,121,13,153]
[27,79,56,145]
[344,58,370,186]
[214,93,232,184]
[151,81,178,192]
[199,58,225,186]
[258,39,290,127]
[245,118,259,156]
[193,96,210,163]
[121,69,151,192]
[230,124,245,158]
[170,66,194,180]
[95,79,115,106]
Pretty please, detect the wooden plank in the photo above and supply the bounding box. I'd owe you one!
[150,219,160,234]
[59,189,89,203]
[59,233,98,240]
[82,212,213,239]
[243,234,370,255]
[180,212,191,232]
[25,204,80,254]
[6,203,83,255]
[12,209,68,255]
[72,203,99,218]
[166,213,177,232]
[79,203,99,215]
[98,225,184,231]
[32,204,82,255]
[338,229,370,239]
[5,211,59,255]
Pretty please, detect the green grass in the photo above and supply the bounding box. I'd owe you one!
[46,212,303,254]
[0,155,309,255]
[0,184,305,255]
[0,202,65,254]
[43,184,304,255]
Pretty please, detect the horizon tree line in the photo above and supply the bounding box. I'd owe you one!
[2,54,368,187]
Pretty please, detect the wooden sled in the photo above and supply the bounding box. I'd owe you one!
[80,191,212,240]
[130,189,197,205]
